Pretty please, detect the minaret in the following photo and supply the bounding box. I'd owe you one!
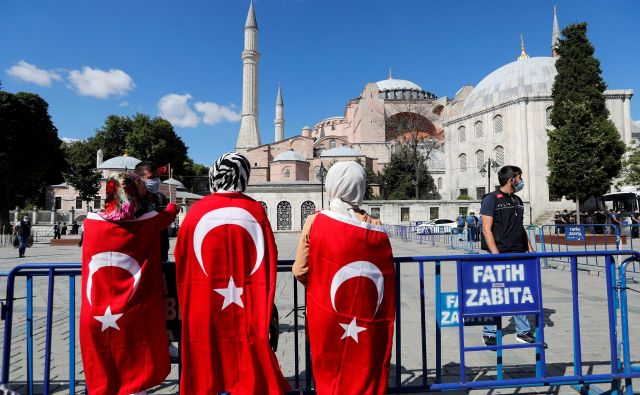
[517,33,530,61]
[551,4,561,57]
[236,0,261,152]
[96,148,103,167]
[274,84,284,142]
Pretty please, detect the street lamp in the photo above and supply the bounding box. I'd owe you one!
[479,158,500,194]
[318,162,328,209]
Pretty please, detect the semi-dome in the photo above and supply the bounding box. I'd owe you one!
[376,78,423,92]
[163,177,186,190]
[462,56,557,115]
[97,155,142,170]
[320,147,364,157]
[273,150,306,162]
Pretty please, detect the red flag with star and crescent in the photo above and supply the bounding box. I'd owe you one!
[306,210,396,395]
[80,203,179,395]
[174,192,290,394]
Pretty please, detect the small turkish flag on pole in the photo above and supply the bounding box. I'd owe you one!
[157,164,169,175]
[306,210,396,395]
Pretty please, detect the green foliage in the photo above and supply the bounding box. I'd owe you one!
[547,23,625,201]
[619,141,640,187]
[380,146,441,200]
[457,194,472,200]
[0,90,66,233]
[355,158,376,200]
[63,141,102,203]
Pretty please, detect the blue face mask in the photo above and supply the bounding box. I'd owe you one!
[145,178,161,194]
[513,178,525,193]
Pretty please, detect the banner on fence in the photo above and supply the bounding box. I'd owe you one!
[566,225,586,241]
[440,292,498,327]
[459,258,541,317]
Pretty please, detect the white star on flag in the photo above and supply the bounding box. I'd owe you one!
[94,306,123,332]
[339,317,367,343]
[214,276,244,310]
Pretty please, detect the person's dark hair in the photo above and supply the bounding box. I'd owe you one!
[497,165,522,186]
[135,161,158,178]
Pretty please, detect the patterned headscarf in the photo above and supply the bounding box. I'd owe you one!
[100,172,147,221]
[209,152,251,193]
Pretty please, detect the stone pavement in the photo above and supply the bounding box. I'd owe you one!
[0,234,638,394]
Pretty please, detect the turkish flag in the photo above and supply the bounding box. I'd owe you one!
[306,210,396,395]
[157,164,169,175]
[174,192,290,394]
[80,204,179,395]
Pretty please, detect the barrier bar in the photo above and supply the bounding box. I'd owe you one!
[26,275,33,395]
[394,261,401,387]
[43,268,55,394]
[434,260,442,384]
[418,261,427,382]
[69,275,76,394]
[570,256,583,377]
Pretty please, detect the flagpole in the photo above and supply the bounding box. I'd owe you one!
[168,163,173,203]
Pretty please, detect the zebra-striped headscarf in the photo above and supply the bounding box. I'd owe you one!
[209,152,251,193]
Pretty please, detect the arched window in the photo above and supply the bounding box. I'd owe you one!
[329,140,336,149]
[283,167,291,178]
[300,201,316,229]
[493,115,503,134]
[437,177,443,189]
[494,145,505,167]
[459,153,467,172]
[475,149,485,169]
[458,126,466,143]
[277,201,292,230]
[546,106,553,127]
[260,201,268,214]
[474,121,483,139]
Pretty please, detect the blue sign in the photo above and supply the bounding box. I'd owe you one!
[459,258,541,317]
[440,292,498,327]
[566,225,585,241]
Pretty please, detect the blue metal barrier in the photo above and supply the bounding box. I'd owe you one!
[2,251,639,394]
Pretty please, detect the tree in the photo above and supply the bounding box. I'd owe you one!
[0,90,66,233]
[63,141,102,206]
[618,141,640,187]
[354,158,376,200]
[547,23,625,223]
[381,145,440,200]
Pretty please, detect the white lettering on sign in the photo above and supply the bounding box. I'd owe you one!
[466,286,534,307]
[472,264,525,283]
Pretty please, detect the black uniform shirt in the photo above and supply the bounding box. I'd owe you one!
[480,190,528,253]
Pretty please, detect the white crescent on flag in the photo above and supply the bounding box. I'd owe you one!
[330,260,384,316]
[192,207,265,277]
[86,251,142,306]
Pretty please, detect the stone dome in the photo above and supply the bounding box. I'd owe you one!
[163,177,186,190]
[97,155,142,170]
[273,150,306,162]
[320,147,364,157]
[376,78,423,91]
[462,57,557,115]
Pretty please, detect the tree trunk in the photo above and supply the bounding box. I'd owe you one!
[576,195,581,225]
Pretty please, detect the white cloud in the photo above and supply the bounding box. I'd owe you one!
[61,137,81,144]
[194,101,241,125]
[119,101,130,107]
[6,60,62,87]
[68,66,135,98]
[158,93,199,127]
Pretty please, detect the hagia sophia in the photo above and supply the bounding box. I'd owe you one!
[47,2,637,232]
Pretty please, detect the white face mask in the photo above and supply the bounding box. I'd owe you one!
[145,178,161,194]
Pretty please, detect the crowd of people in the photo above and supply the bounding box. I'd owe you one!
[456,211,482,242]
[553,209,640,236]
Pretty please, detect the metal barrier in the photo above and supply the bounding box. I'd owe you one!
[385,225,480,253]
[2,251,640,394]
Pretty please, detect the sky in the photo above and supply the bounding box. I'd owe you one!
[2,0,639,166]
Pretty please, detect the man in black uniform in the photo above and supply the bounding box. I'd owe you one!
[480,165,537,346]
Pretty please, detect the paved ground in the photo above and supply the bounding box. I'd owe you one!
[0,234,639,394]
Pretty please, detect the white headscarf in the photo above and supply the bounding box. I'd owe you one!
[325,161,366,219]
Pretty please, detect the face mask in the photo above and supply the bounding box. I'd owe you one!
[145,178,161,194]
[513,178,525,193]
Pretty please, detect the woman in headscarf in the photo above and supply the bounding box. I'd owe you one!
[174,152,290,394]
[80,171,179,395]
[293,161,396,395]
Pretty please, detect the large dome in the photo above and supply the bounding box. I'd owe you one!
[376,78,423,92]
[97,155,141,170]
[462,57,557,115]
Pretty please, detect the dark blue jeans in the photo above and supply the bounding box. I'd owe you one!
[18,235,27,256]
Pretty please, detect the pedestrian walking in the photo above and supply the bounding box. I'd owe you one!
[14,215,32,258]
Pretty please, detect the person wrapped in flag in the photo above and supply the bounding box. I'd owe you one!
[293,161,396,395]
